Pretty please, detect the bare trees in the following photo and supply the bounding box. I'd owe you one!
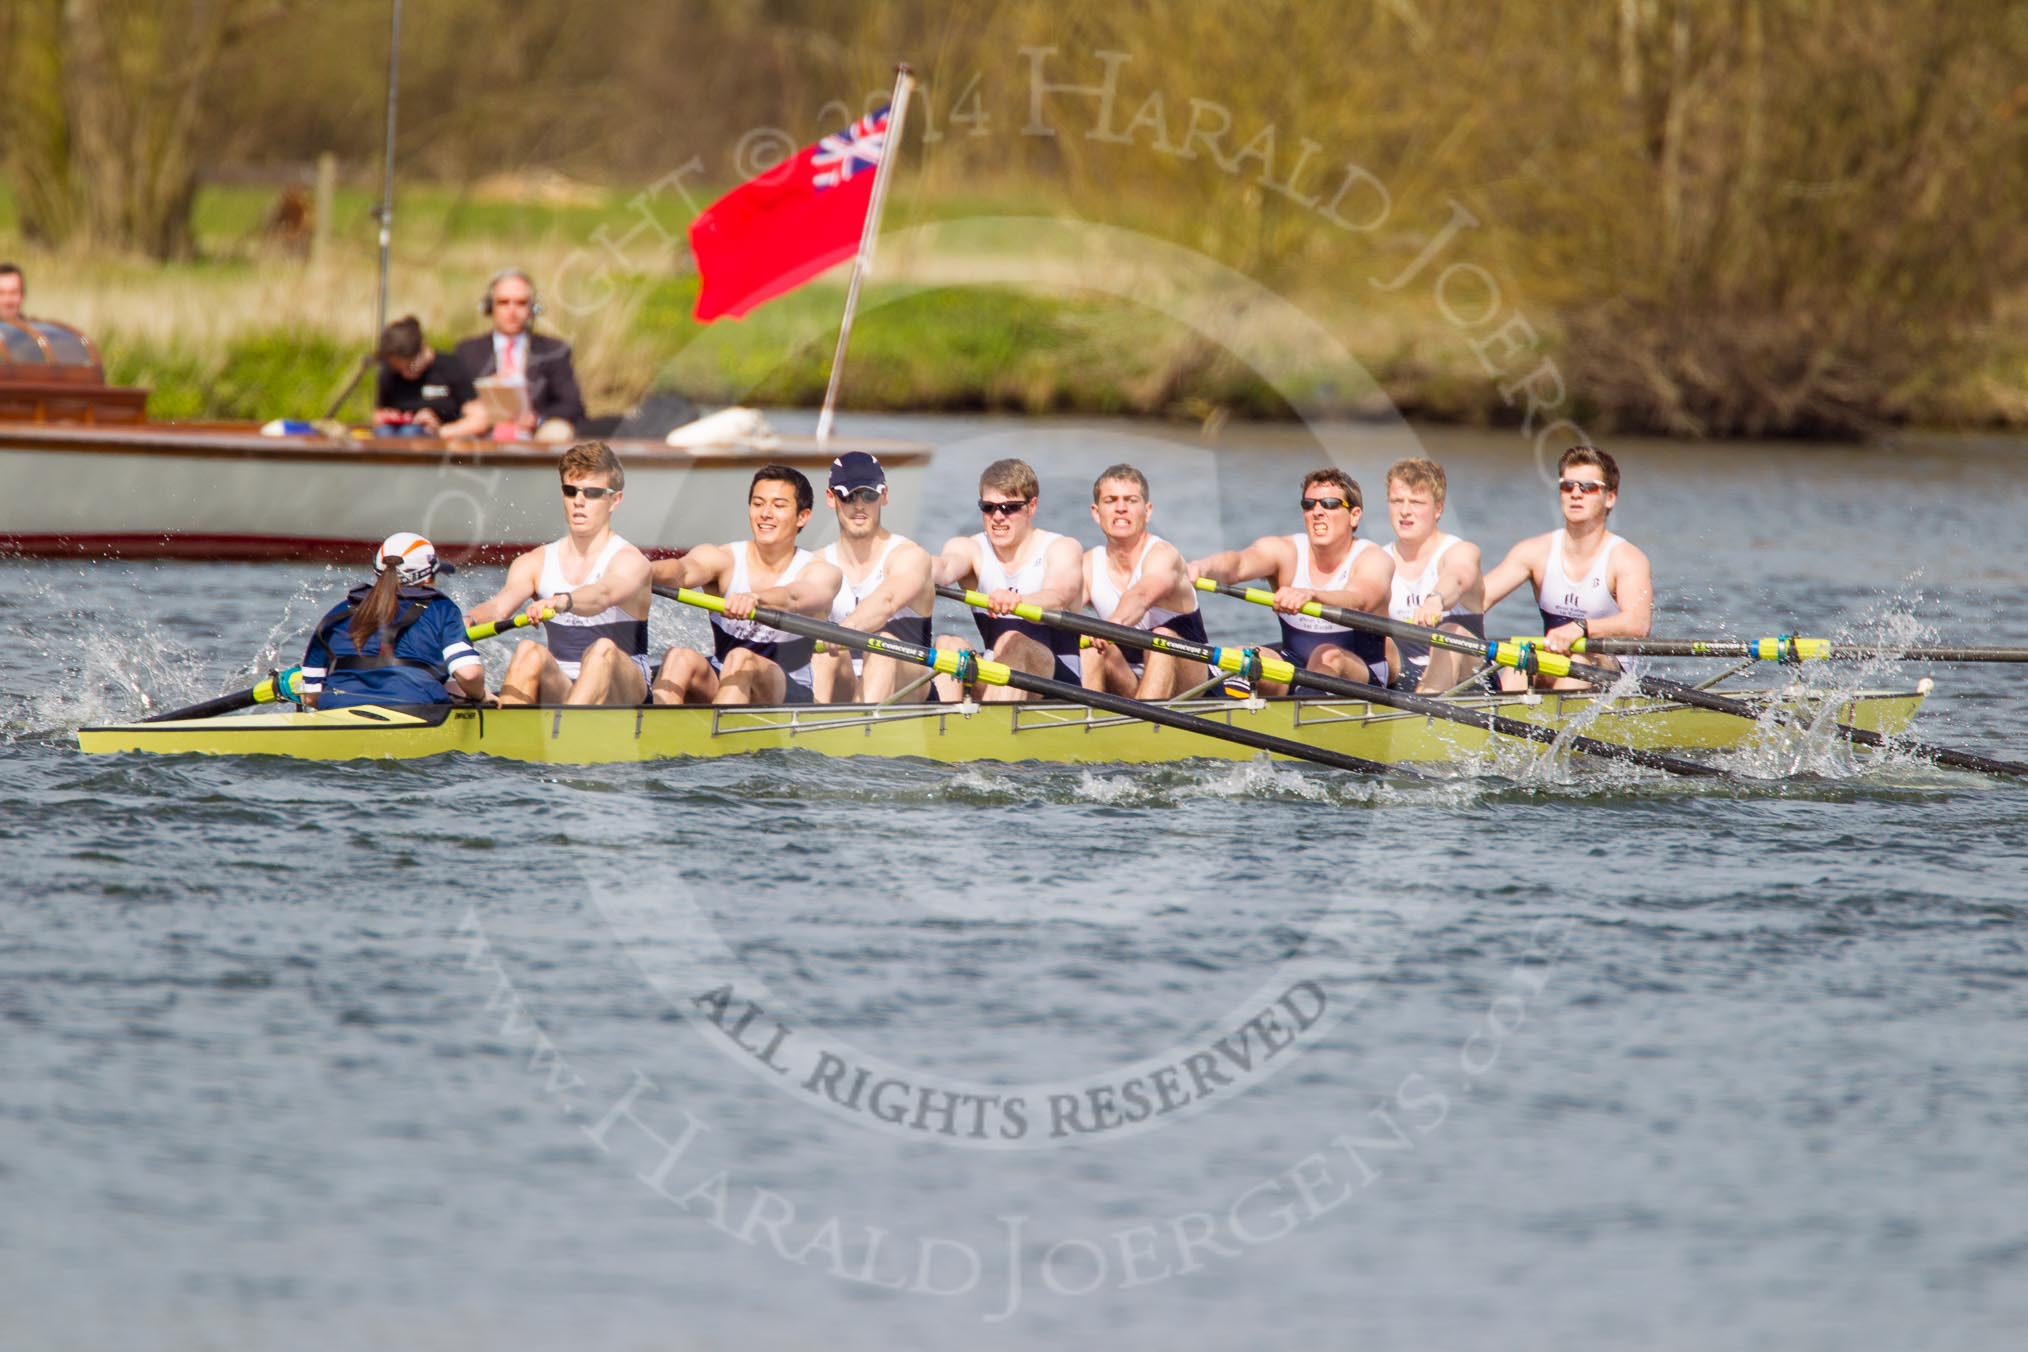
[2,0,288,258]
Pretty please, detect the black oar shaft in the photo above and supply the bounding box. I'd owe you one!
[137,677,286,724]
[660,586,1407,775]
[1572,637,2028,663]
[1198,579,2028,779]
[937,585,1720,777]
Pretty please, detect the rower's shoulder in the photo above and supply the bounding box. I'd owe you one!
[1441,533,1484,566]
[505,541,549,576]
[1042,531,1084,562]
[1606,534,1652,569]
[685,540,736,572]
[885,534,934,570]
[1244,531,1297,560]
[1142,534,1189,571]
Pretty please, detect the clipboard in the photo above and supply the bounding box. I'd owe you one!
[474,375,529,423]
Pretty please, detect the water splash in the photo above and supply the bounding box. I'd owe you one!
[1711,576,1947,781]
[2,565,212,739]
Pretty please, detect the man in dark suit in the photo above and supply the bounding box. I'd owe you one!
[454,268,587,442]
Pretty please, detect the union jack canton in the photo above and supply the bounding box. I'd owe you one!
[811,108,890,190]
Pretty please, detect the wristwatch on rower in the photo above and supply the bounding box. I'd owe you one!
[552,591,575,614]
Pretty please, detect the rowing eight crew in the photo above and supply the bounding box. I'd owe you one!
[323,439,1650,712]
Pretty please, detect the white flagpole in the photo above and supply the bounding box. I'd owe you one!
[815,64,915,449]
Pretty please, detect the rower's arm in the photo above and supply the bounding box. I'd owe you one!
[1107,541,1188,628]
[841,541,932,632]
[556,546,651,618]
[1434,540,1485,613]
[1029,535,1087,612]
[465,548,543,626]
[1592,543,1654,639]
[650,545,728,593]
[931,536,978,589]
[761,559,843,619]
[431,602,489,701]
[1312,547,1394,614]
[1479,536,1545,613]
[298,624,333,709]
[1189,535,1288,587]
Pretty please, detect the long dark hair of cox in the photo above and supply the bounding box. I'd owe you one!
[348,555,411,651]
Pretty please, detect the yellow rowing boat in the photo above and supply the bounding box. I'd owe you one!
[75,685,1930,767]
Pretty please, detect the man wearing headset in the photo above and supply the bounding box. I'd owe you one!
[453,268,587,442]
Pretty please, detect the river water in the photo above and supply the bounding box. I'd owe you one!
[4,414,2027,1350]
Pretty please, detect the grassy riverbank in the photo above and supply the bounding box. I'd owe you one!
[8,181,2027,435]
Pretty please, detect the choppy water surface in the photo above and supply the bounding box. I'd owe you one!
[5,415,2028,1351]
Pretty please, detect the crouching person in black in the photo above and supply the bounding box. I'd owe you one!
[373,316,486,439]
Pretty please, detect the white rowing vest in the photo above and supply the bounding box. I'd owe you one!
[1281,535,1373,636]
[1537,530,1625,626]
[537,534,647,679]
[970,529,1083,681]
[971,529,1062,593]
[1538,530,1637,675]
[1387,536,1457,623]
[709,543,818,693]
[714,543,815,645]
[1087,535,1192,631]
[820,534,926,627]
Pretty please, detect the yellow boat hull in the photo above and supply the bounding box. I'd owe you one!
[76,687,1930,767]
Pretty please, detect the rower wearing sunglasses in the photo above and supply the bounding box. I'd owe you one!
[812,451,935,703]
[1480,444,1652,691]
[931,457,1086,702]
[1188,467,1396,692]
[465,441,655,705]
[649,465,843,706]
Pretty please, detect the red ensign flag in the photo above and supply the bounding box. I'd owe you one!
[689,108,891,323]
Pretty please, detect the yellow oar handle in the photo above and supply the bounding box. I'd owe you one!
[957,583,1288,679]
[953,587,1045,625]
[676,587,726,614]
[465,607,555,642]
[1197,577,1578,678]
[675,585,1015,684]
[944,591,1091,647]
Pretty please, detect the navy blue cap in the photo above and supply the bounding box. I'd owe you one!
[828,451,887,497]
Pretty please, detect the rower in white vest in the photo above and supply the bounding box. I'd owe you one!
[1188,467,1396,692]
[1079,463,1209,700]
[811,451,935,704]
[1481,444,1653,691]
[650,465,843,706]
[465,440,654,706]
[931,457,1086,703]
[1381,456,1486,693]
